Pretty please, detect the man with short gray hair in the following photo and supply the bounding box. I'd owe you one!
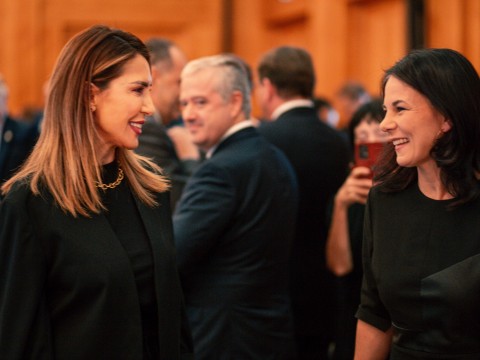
[174,54,298,359]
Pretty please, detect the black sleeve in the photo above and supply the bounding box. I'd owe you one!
[173,162,236,278]
[0,189,52,358]
[355,190,392,331]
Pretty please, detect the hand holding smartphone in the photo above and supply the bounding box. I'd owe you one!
[354,142,384,178]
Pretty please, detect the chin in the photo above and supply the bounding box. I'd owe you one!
[125,141,139,150]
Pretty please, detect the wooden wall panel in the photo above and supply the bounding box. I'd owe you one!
[425,0,480,72]
[346,0,407,97]
[464,0,480,68]
[2,0,479,119]
[308,0,349,98]
[1,0,224,117]
[425,0,464,49]
[0,0,47,118]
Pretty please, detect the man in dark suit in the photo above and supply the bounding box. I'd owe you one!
[0,75,38,184]
[173,54,299,359]
[256,46,350,359]
[135,39,200,209]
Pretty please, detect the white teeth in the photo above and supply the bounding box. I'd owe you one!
[130,122,142,129]
[393,138,408,146]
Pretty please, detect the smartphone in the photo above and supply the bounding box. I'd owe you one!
[354,142,384,175]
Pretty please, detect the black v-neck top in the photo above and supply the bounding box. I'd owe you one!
[100,162,159,359]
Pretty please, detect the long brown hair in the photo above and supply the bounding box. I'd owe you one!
[2,25,169,217]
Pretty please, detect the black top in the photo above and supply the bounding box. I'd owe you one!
[357,182,480,359]
[101,162,159,359]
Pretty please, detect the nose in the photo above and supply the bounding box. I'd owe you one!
[181,102,195,122]
[379,111,395,133]
[142,92,155,116]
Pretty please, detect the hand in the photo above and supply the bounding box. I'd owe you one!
[167,126,200,160]
[335,166,373,208]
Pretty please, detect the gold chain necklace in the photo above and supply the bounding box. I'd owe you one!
[95,167,124,190]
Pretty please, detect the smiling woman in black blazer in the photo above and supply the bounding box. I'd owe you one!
[0,25,192,359]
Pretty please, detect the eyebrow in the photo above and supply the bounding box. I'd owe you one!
[130,81,152,87]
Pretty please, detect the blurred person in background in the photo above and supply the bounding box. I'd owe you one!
[0,74,38,185]
[314,97,340,129]
[326,99,387,360]
[256,45,350,359]
[335,81,371,146]
[174,54,298,359]
[135,38,200,210]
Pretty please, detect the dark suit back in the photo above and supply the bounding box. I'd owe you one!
[258,107,350,357]
[174,127,298,359]
[0,116,38,183]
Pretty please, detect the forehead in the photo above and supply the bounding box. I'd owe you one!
[117,54,151,80]
[356,117,380,129]
[384,76,419,100]
[169,46,187,68]
[384,76,438,113]
[181,68,220,95]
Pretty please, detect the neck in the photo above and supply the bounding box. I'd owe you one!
[98,147,116,165]
[417,164,453,200]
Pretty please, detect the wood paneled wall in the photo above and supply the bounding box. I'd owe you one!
[1,0,225,117]
[1,0,479,120]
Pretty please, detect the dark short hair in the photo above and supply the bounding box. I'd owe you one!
[257,46,315,99]
[375,48,480,207]
[348,98,384,149]
[337,81,369,101]
[145,38,175,69]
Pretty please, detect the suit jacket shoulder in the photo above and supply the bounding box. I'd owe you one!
[0,116,38,182]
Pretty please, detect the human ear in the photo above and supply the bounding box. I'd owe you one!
[90,83,100,112]
[441,118,452,133]
[261,78,276,101]
[229,90,243,118]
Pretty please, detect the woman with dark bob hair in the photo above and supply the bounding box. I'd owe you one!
[0,25,192,359]
[355,48,480,359]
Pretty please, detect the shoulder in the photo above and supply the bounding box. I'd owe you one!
[212,130,275,166]
[1,181,36,219]
[367,183,419,220]
[4,116,36,136]
[2,180,32,203]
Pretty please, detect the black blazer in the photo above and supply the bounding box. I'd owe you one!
[173,127,298,359]
[0,116,38,183]
[0,182,193,359]
[258,107,350,336]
